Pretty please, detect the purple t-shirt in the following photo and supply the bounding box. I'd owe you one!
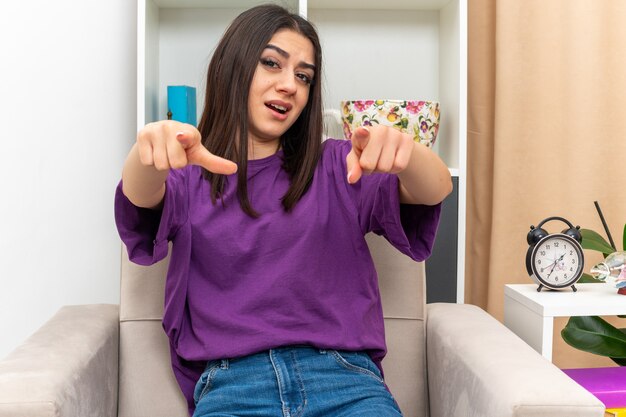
[115,139,441,413]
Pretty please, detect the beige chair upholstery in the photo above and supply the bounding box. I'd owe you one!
[0,234,605,417]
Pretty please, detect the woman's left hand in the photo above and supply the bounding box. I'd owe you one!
[345,125,452,205]
[346,125,414,184]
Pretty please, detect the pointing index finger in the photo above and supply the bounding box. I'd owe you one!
[175,130,238,175]
[196,149,238,175]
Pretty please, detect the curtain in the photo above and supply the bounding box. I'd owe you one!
[467,0,626,368]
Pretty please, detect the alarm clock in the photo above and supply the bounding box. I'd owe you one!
[526,216,584,292]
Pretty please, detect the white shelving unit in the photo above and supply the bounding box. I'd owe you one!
[137,0,467,302]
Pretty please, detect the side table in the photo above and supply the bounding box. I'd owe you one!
[504,283,626,362]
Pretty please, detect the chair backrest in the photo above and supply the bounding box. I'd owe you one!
[366,233,428,417]
[118,246,187,417]
[118,234,427,417]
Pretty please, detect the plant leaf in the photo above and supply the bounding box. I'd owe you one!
[609,330,626,365]
[580,228,616,254]
[561,316,626,358]
[613,327,626,364]
[578,273,604,283]
[623,223,626,251]
[611,357,626,366]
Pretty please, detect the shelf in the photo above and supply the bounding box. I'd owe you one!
[309,6,459,167]
[151,0,454,10]
[137,0,465,173]
[140,0,463,170]
[309,0,455,10]
[152,0,298,9]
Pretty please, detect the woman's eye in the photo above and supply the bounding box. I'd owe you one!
[297,73,313,85]
[260,58,279,69]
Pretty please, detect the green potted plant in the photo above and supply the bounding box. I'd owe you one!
[561,223,626,365]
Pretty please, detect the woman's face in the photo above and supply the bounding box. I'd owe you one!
[247,29,316,150]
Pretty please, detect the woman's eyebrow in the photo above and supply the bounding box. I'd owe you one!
[265,44,316,71]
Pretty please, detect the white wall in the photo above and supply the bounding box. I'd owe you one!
[0,0,136,359]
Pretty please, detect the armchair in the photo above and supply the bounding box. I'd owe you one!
[0,234,604,417]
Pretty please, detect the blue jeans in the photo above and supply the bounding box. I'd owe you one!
[192,346,403,417]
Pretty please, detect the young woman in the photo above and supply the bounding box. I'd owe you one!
[116,4,452,417]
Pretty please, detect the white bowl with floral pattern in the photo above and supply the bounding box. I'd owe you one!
[338,99,440,147]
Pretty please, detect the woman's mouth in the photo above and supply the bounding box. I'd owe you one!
[265,101,292,116]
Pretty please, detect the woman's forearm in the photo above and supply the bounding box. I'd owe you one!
[397,142,452,205]
[121,143,168,209]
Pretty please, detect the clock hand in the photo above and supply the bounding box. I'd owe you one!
[542,257,558,272]
[546,260,559,279]
[556,252,567,270]
[546,253,566,278]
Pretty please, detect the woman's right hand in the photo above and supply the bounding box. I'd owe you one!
[137,120,237,175]
[122,121,237,208]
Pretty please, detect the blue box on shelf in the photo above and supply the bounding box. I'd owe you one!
[167,85,197,126]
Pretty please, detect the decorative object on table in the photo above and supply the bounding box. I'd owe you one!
[560,201,626,365]
[324,99,440,147]
[591,251,626,290]
[574,202,626,294]
[562,367,626,409]
[167,85,197,126]
[580,201,626,294]
[525,216,584,292]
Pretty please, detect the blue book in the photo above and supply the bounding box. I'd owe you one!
[167,85,197,126]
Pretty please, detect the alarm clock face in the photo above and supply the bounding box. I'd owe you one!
[530,233,584,289]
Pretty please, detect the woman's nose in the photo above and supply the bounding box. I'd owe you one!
[275,71,297,95]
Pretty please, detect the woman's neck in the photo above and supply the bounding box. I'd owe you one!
[247,139,280,160]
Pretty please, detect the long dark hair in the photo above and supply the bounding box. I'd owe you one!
[198,4,323,217]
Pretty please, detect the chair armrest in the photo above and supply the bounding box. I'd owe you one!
[426,303,605,417]
[0,304,119,417]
